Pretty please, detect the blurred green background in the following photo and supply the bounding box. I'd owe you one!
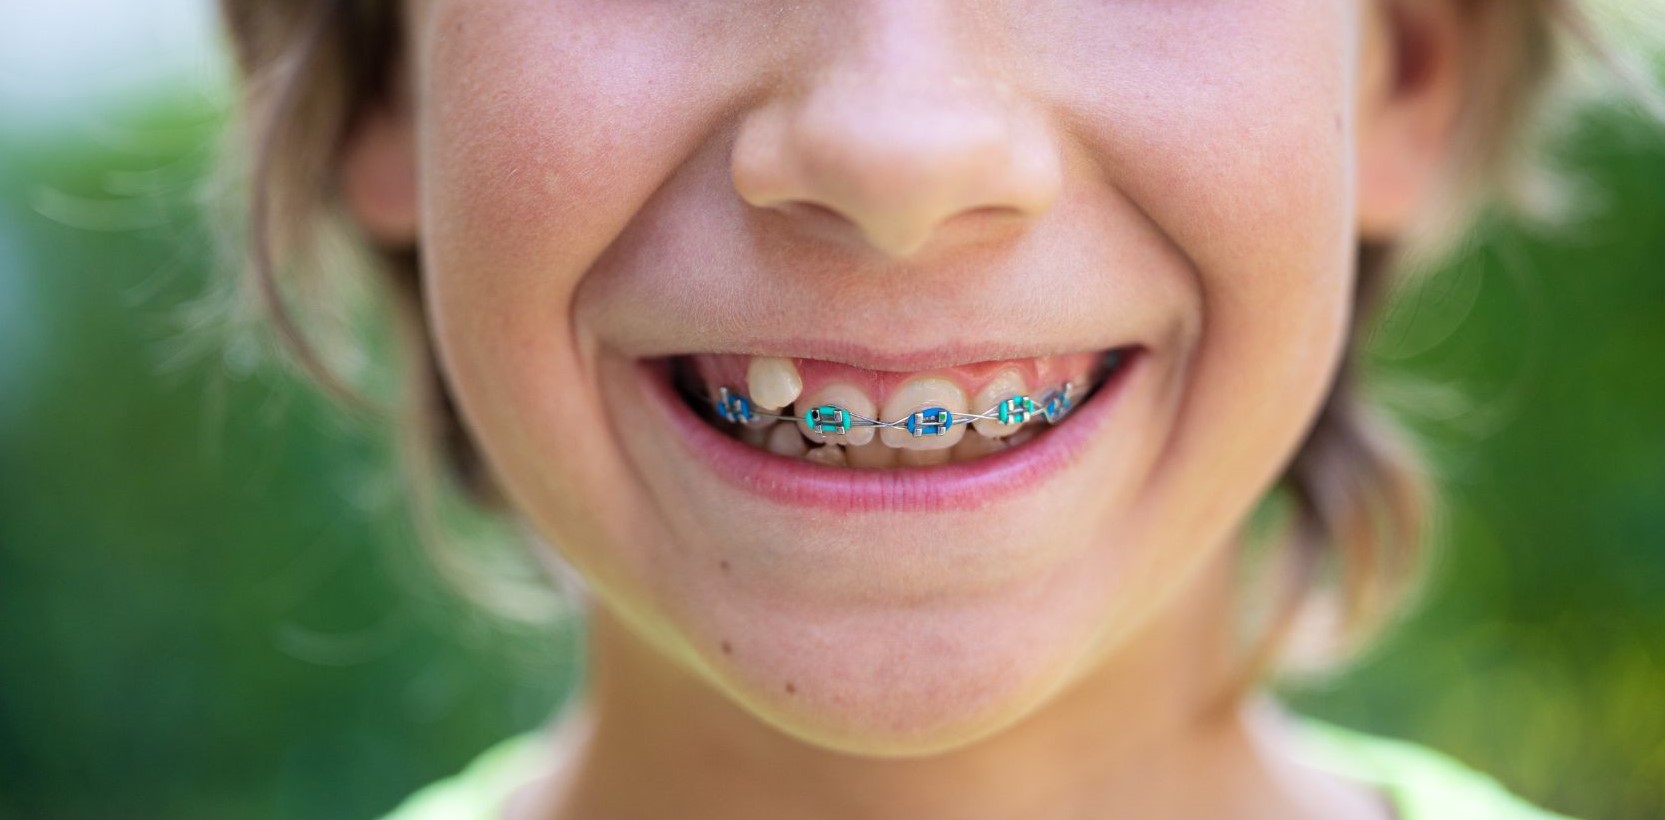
[1,4,1662,819]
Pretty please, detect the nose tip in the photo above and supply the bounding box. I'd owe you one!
[731,72,1063,259]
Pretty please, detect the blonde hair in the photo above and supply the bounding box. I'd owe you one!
[213,0,1617,673]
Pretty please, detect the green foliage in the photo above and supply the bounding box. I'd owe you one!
[1,94,1660,819]
[1286,107,1665,819]
[0,99,579,820]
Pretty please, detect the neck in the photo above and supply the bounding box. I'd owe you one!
[528,542,1380,820]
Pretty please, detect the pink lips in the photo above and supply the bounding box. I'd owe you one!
[639,349,1141,513]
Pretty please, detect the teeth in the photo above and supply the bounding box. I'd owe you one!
[796,382,878,446]
[878,376,968,451]
[804,444,848,466]
[738,423,770,448]
[1005,426,1041,448]
[705,350,1117,467]
[746,356,803,411]
[766,422,809,457]
[846,439,898,468]
[971,370,1031,439]
[897,447,952,467]
[951,432,1008,463]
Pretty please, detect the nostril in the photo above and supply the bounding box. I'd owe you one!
[958,204,1027,225]
[753,200,871,249]
[771,200,847,225]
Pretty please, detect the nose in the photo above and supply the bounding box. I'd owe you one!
[730,5,1063,259]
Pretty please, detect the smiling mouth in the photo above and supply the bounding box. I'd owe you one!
[664,347,1135,468]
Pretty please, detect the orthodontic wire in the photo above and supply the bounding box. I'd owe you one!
[708,382,1080,438]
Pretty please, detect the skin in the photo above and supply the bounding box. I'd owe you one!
[341,0,1470,816]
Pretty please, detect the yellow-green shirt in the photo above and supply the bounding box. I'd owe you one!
[381,718,1577,819]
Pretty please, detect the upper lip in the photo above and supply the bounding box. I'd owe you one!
[660,338,1134,372]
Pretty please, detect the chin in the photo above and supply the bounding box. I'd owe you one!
[680,565,1119,758]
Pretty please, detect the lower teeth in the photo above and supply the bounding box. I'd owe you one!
[721,415,1038,466]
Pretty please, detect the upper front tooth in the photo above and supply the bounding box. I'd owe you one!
[795,382,878,446]
[972,370,1031,438]
[747,356,803,411]
[878,376,968,450]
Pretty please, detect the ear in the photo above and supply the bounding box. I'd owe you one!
[1356,0,1470,240]
[340,80,419,246]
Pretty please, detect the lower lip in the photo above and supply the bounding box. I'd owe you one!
[637,349,1142,513]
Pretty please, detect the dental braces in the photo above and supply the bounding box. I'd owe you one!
[709,382,1078,438]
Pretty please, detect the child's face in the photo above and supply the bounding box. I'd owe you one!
[367,0,1441,752]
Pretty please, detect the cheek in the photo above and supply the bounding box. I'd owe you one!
[1032,1,1358,537]
[410,1,752,584]
[419,1,724,321]
[1160,40,1356,534]
[1050,3,1358,314]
